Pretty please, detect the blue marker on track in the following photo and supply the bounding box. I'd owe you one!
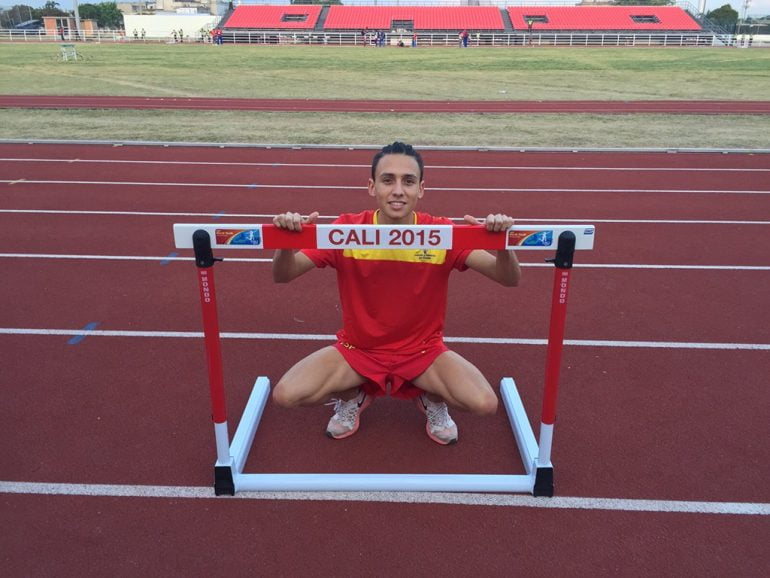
[68,322,100,345]
[160,252,178,265]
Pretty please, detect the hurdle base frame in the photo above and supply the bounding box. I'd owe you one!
[212,375,549,495]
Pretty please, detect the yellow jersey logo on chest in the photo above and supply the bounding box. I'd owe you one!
[342,248,446,265]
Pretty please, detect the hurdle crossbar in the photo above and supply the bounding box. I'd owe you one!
[174,223,595,496]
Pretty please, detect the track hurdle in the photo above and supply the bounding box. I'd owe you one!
[173,222,595,496]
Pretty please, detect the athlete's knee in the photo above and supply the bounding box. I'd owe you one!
[470,389,498,416]
[272,378,303,408]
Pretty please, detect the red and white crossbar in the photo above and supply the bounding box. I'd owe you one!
[173,223,595,251]
[174,223,594,496]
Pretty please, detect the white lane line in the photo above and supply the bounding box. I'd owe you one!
[1,209,768,226]
[1,327,768,350]
[2,158,768,173]
[1,481,767,515]
[1,179,768,194]
[1,253,767,270]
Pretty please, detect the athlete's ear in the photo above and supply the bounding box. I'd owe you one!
[418,180,425,198]
[367,178,376,197]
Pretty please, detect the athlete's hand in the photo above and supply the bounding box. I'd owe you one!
[463,213,514,232]
[273,211,319,232]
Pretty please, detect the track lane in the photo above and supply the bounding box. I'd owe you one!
[1,336,768,504]
[2,142,770,168]
[0,205,768,267]
[1,259,768,345]
[3,184,768,223]
[3,494,767,576]
[2,95,770,114]
[4,154,769,192]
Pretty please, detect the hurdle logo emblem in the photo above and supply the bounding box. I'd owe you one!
[215,228,263,247]
[508,229,553,248]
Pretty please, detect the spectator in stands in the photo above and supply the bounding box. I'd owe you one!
[270,141,520,446]
[141,28,146,42]
[412,32,417,48]
[179,29,184,43]
[172,30,178,43]
[59,25,65,41]
[461,29,469,48]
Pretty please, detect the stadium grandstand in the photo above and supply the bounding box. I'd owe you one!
[217,3,730,47]
[506,7,701,31]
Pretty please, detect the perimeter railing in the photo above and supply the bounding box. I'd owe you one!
[2,28,768,47]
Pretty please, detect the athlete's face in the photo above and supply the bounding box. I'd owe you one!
[368,154,424,225]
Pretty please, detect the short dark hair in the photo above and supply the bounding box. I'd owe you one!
[371,141,424,182]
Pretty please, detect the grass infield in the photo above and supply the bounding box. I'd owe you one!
[0,43,768,148]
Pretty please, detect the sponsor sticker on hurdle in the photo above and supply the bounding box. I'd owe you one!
[507,229,555,248]
[215,227,264,248]
[316,225,453,249]
[505,226,595,250]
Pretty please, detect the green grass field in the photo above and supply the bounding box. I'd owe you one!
[1,43,768,148]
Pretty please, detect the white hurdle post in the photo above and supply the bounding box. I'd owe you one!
[174,222,595,496]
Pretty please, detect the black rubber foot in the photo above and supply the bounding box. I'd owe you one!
[214,465,235,496]
[533,467,554,497]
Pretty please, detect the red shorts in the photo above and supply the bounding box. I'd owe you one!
[333,341,448,400]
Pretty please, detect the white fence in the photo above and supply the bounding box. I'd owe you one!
[1,28,768,48]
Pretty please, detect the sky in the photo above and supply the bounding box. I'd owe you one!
[3,1,769,18]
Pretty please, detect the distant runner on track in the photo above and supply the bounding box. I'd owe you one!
[271,141,522,445]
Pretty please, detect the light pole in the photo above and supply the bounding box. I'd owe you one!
[527,18,533,46]
[738,0,751,46]
[73,0,82,40]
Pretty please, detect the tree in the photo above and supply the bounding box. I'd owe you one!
[77,2,123,29]
[36,1,69,18]
[613,0,674,5]
[706,4,739,30]
[0,4,36,27]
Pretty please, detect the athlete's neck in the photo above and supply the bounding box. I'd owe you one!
[374,209,416,225]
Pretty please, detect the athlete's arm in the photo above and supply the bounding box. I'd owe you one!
[272,211,319,283]
[463,214,521,287]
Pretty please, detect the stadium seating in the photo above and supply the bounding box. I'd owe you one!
[507,7,701,31]
[223,5,702,33]
[323,7,504,31]
[225,5,323,30]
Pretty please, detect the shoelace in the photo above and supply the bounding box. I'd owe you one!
[424,399,456,432]
[325,398,359,426]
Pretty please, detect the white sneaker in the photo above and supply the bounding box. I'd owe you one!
[325,390,372,440]
[415,394,458,445]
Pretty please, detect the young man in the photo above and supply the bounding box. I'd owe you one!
[271,142,521,445]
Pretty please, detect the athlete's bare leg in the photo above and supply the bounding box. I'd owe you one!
[272,346,366,407]
[412,350,498,415]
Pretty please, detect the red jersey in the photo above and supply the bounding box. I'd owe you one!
[302,210,471,354]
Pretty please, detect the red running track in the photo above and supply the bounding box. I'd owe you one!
[1,142,768,575]
[1,94,770,114]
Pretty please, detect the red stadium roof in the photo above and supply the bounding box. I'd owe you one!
[225,5,323,29]
[323,6,505,31]
[225,5,702,32]
[507,7,702,31]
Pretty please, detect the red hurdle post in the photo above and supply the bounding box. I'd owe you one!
[534,231,576,497]
[192,230,234,495]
